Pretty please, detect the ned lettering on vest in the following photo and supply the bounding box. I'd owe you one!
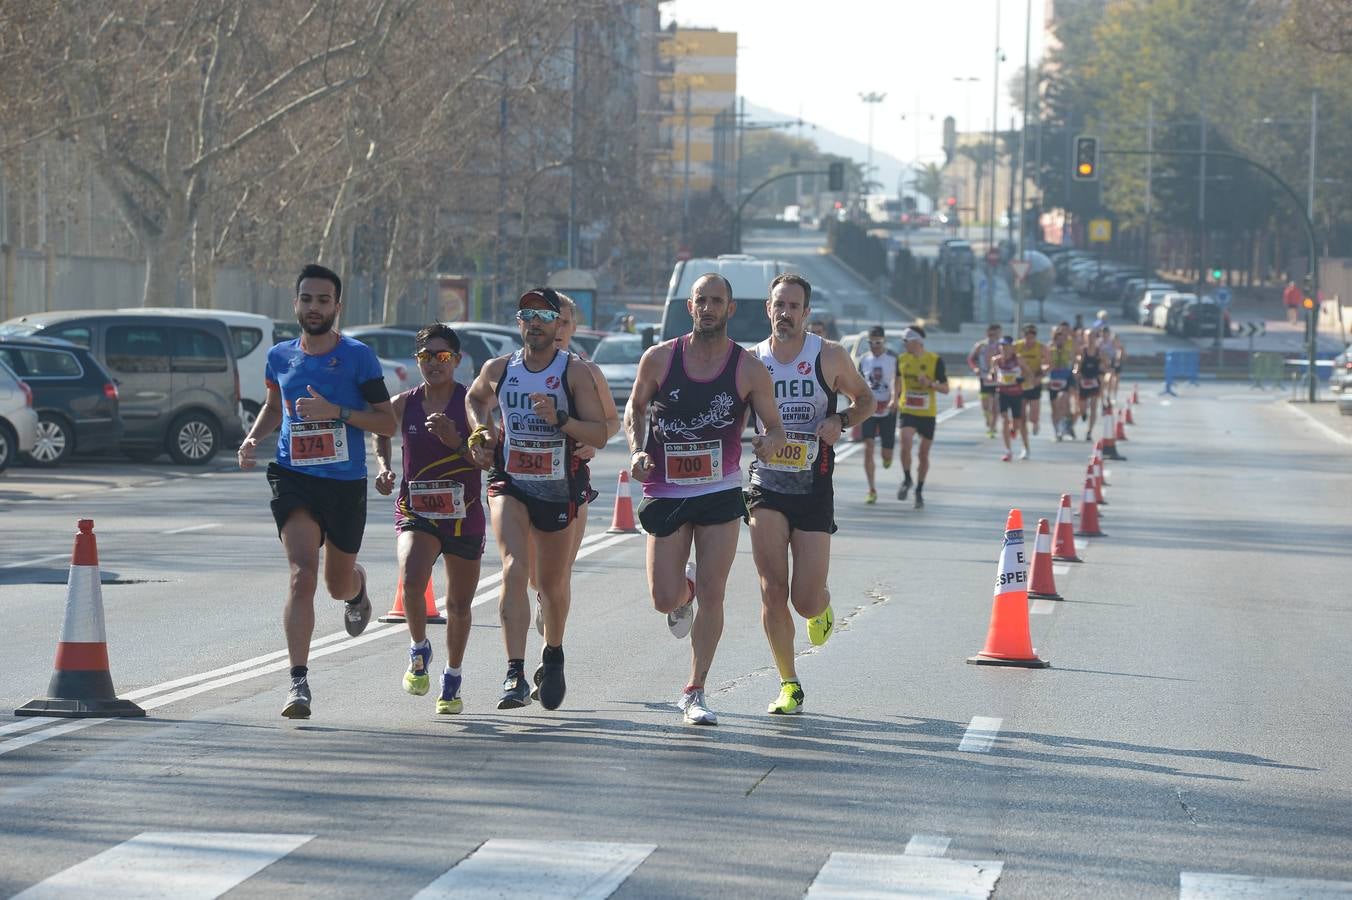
[625,273,786,726]
[466,287,610,712]
[748,273,873,716]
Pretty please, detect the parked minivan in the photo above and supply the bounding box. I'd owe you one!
[660,255,793,347]
[0,359,39,473]
[0,311,244,464]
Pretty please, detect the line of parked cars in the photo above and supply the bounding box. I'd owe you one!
[1045,248,1233,337]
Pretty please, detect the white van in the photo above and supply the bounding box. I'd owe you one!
[120,308,272,429]
[660,255,794,348]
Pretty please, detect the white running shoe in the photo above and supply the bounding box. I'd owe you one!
[667,562,696,639]
[684,561,697,603]
[1019,447,1030,460]
[533,591,544,636]
[680,688,717,725]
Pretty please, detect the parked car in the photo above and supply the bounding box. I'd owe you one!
[570,328,609,359]
[1137,288,1175,325]
[0,311,244,464]
[0,336,122,466]
[1330,343,1352,415]
[1153,293,1196,329]
[591,333,643,408]
[1173,297,1228,337]
[0,359,39,472]
[346,322,541,388]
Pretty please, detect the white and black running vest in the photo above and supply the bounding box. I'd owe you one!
[494,348,574,502]
[749,333,836,495]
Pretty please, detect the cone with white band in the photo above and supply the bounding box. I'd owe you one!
[1100,403,1126,460]
[1076,477,1105,537]
[1028,518,1063,600]
[1052,493,1081,562]
[1115,412,1129,441]
[1088,462,1106,508]
[967,509,1049,668]
[954,386,965,409]
[1125,403,1136,426]
[606,469,640,533]
[16,520,144,718]
[1131,384,1140,404]
[1092,441,1109,486]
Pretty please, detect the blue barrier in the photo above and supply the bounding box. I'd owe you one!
[1162,350,1201,396]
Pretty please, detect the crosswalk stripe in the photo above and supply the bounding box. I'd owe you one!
[958,716,1003,753]
[1180,872,1352,898]
[903,834,952,857]
[13,832,314,899]
[413,839,656,899]
[806,852,1003,899]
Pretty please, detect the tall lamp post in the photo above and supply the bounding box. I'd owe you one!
[988,0,1003,252]
[859,91,887,194]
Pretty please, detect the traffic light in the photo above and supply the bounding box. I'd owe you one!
[828,162,844,191]
[1073,135,1099,181]
[1210,265,1223,281]
[946,196,957,207]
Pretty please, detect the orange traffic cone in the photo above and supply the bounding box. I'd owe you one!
[378,578,445,625]
[1052,493,1081,562]
[1076,476,1105,536]
[1125,403,1136,425]
[1100,404,1126,460]
[1115,414,1129,442]
[1131,384,1140,404]
[1092,441,1109,486]
[954,386,965,409]
[968,509,1049,668]
[607,469,640,534]
[1087,462,1106,507]
[1028,518,1062,600]
[16,520,144,718]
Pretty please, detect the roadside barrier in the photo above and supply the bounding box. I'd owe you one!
[967,509,1048,668]
[1162,350,1200,396]
[378,579,445,625]
[1028,518,1063,601]
[1076,477,1105,537]
[1052,494,1081,562]
[606,469,640,534]
[16,520,144,718]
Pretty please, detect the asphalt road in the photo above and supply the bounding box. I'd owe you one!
[2,377,1350,898]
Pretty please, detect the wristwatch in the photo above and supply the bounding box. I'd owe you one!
[837,410,850,429]
[338,406,352,423]
[554,409,570,428]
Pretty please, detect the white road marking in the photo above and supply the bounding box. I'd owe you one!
[0,530,642,757]
[806,852,1002,899]
[1030,598,1057,615]
[2,554,69,569]
[414,839,656,900]
[1052,565,1069,576]
[903,834,952,857]
[1180,871,1352,898]
[1284,402,1352,447]
[161,523,222,535]
[13,832,314,899]
[1075,539,1089,552]
[958,716,1003,753]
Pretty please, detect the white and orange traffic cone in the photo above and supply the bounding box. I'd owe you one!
[1100,404,1125,460]
[378,578,445,625]
[1076,477,1105,537]
[1131,384,1140,404]
[16,520,144,718]
[954,386,965,409]
[1086,462,1106,508]
[968,509,1049,668]
[1052,493,1081,562]
[607,469,640,534]
[1115,413,1129,442]
[1125,403,1136,425]
[1092,441,1109,487]
[1028,518,1063,601]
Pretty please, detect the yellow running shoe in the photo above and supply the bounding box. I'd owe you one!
[436,696,464,715]
[806,604,834,646]
[436,671,463,714]
[768,680,805,715]
[404,642,431,696]
[865,489,877,505]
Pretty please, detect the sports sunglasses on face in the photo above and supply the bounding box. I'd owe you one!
[415,349,458,363]
[516,308,561,323]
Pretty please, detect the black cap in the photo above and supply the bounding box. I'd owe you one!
[868,325,885,338]
[518,287,562,312]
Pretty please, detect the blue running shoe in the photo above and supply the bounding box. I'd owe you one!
[437,671,463,715]
[404,641,432,696]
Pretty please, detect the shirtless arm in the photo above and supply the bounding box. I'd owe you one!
[544,357,608,449]
[624,343,672,481]
[465,356,507,469]
[374,391,409,495]
[573,361,620,460]
[741,354,786,462]
[820,342,872,445]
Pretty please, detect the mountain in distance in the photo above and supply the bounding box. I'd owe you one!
[743,100,913,199]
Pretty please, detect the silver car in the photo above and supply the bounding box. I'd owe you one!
[591,333,643,407]
[0,359,39,472]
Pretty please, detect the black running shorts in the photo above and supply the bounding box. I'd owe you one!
[998,393,1025,418]
[487,478,577,533]
[980,383,997,395]
[637,488,748,538]
[899,413,936,442]
[267,462,367,554]
[1021,386,1042,401]
[860,411,897,449]
[746,485,837,534]
[397,518,486,561]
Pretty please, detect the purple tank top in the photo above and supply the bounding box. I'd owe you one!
[642,336,747,498]
[394,383,484,536]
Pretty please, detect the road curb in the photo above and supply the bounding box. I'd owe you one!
[819,248,920,322]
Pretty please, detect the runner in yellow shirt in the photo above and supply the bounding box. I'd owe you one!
[893,327,949,509]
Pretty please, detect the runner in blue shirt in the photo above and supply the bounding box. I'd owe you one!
[237,264,397,719]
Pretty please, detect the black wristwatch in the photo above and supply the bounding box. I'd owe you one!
[837,410,850,429]
[555,409,570,428]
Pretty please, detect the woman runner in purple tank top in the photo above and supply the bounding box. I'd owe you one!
[374,324,485,715]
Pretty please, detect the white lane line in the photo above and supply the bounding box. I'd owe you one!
[831,406,965,465]
[0,531,642,757]
[1284,402,1352,447]
[13,832,314,899]
[903,834,952,857]
[161,523,222,535]
[1180,871,1352,898]
[414,840,656,900]
[2,554,69,569]
[806,852,1002,899]
[1030,598,1057,615]
[1075,539,1089,552]
[1052,565,1069,576]
[958,716,1003,753]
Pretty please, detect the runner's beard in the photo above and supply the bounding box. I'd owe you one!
[299,310,337,336]
[693,314,727,338]
[524,330,555,352]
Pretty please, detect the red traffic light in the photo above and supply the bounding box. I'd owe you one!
[833,200,843,209]
[946,196,957,207]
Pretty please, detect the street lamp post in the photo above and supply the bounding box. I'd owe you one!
[988,0,1002,253]
[859,91,887,195]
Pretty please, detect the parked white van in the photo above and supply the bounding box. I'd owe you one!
[659,255,794,347]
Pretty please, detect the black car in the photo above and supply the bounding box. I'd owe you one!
[1171,297,1229,337]
[0,336,123,466]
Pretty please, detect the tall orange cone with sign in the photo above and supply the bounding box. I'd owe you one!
[16,520,144,718]
[1052,493,1081,562]
[1076,477,1105,537]
[967,509,1049,668]
[378,578,445,625]
[607,469,640,534]
[1028,518,1063,600]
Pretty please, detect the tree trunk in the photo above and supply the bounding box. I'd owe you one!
[379,209,403,324]
[192,190,215,309]
[142,222,188,307]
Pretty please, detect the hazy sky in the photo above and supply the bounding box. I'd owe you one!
[665,0,1050,166]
